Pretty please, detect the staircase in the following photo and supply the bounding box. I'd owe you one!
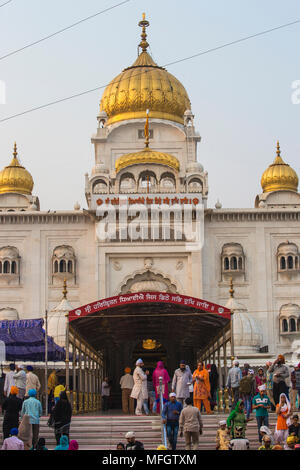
[0,413,278,450]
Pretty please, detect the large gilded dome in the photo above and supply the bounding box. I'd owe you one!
[261,142,298,193]
[0,143,34,195]
[100,15,191,126]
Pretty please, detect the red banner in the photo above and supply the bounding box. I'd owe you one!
[69,292,231,322]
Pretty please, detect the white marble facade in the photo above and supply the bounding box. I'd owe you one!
[0,39,300,366]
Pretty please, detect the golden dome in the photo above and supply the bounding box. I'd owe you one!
[100,15,191,126]
[0,143,34,195]
[261,142,298,193]
[115,146,180,173]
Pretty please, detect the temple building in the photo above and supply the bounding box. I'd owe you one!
[0,15,300,379]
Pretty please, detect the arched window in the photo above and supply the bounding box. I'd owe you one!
[0,246,20,280]
[52,245,76,282]
[282,319,288,332]
[11,261,17,274]
[59,260,66,273]
[3,261,10,274]
[230,257,237,270]
[68,261,73,274]
[224,257,229,271]
[280,257,286,270]
[290,318,296,332]
[287,256,294,269]
[238,257,243,270]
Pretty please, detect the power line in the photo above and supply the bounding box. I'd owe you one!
[0,0,130,61]
[0,0,12,7]
[1,16,300,124]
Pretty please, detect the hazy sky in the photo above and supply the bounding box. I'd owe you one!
[0,0,299,210]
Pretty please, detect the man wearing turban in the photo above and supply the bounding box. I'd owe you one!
[120,367,134,414]
[252,383,271,443]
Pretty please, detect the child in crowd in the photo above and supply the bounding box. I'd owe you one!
[216,420,230,450]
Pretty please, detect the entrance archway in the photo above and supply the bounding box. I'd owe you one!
[69,292,231,408]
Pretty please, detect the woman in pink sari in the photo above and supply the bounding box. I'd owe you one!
[152,361,170,414]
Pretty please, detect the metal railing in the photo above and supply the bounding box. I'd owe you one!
[159,376,168,448]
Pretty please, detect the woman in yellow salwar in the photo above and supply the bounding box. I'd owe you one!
[192,362,212,414]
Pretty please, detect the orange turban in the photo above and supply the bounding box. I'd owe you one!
[10,386,18,395]
[125,367,131,374]
[278,355,285,363]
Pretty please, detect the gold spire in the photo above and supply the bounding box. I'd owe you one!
[62,278,68,299]
[261,141,298,193]
[138,12,150,52]
[13,142,17,158]
[229,277,234,298]
[144,109,150,148]
[0,143,34,195]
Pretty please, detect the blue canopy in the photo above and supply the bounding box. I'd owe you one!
[0,319,66,362]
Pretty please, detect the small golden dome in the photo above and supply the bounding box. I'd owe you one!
[0,143,34,195]
[115,146,180,173]
[100,15,191,126]
[261,142,298,193]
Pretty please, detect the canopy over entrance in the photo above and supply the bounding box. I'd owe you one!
[70,292,228,359]
[68,292,230,408]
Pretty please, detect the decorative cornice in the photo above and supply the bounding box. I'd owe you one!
[0,211,92,225]
[205,208,300,223]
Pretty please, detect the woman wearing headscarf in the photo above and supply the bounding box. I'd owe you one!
[54,434,69,450]
[2,386,22,439]
[18,414,32,450]
[192,361,212,414]
[53,390,72,445]
[260,425,274,445]
[152,361,170,414]
[226,400,247,438]
[209,364,219,409]
[274,393,291,445]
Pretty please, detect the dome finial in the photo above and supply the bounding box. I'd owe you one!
[62,278,68,299]
[138,12,150,53]
[229,277,235,298]
[13,142,18,158]
[276,140,281,158]
[144,109,150,148]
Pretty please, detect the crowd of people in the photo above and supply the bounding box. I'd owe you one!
[115,355,300,450]
[1,364,78,451]
[1,355,300,450]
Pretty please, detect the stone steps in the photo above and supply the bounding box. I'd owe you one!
[0,413,278,450]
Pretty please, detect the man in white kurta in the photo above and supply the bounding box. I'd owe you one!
[130,359,149,416]
[172,361,193,405]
